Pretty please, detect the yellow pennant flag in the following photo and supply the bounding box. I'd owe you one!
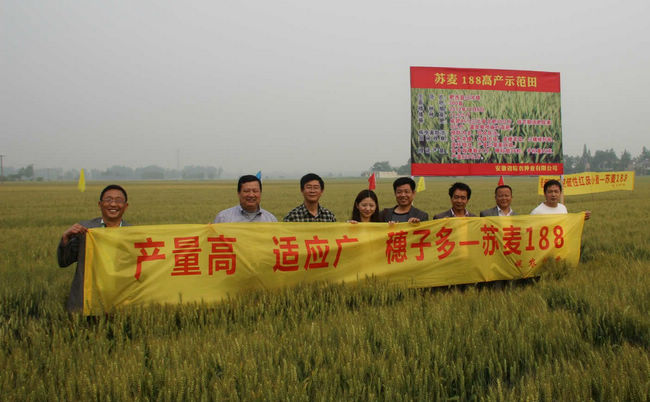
[416,176,426,192]
[77,168,86,192]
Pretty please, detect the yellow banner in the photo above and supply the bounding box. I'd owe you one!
[84,214,585,315]
[538,171,634,195]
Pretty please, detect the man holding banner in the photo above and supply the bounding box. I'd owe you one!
[213,175,277,223]
[284,173,336,222]
[82,208,588,314]
[480,185,516,217]
[434,182,476,219]
[531,179,591,220]
[57,184,130,312]
[380,177,428,223]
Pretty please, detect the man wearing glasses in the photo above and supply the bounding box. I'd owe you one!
[57,184,130,312]
[283,173,336,222]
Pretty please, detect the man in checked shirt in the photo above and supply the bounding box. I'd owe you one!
[283,173,336,222]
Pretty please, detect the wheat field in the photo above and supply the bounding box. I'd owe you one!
[1,177,648,400]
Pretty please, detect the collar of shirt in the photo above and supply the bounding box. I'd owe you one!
[303,203,324,218]
[497,206,513,216]
[100,219,123,227]
[238,205,261,216]
[450,209,469,217]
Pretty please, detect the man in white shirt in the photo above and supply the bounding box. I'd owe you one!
[531,179,590,220]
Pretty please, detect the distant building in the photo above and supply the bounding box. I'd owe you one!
[376,171,398,179]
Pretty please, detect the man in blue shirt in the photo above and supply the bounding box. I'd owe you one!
[214,175,277,223]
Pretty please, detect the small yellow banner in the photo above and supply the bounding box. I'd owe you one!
[84,215,585,315]
[538,171,634,195]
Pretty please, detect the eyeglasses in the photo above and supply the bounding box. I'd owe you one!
[101,197,126,205]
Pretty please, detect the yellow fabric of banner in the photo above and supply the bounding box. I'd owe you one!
[84,214,585,315]
[538,171,634,195]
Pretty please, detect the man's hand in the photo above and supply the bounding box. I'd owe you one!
[407,217,421,224]
[61,224,88,246]
[584,210,591,221]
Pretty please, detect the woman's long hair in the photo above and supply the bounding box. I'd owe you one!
[351,189,380,222]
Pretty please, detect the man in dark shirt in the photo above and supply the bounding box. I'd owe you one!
[380,177,429,223]
[57,184,130,312]
[433,182,476,219]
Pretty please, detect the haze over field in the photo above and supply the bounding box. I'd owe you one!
[2,0,649,176]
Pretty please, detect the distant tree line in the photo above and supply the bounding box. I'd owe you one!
[89,165,223,181]
[563,145,649,175]
[0,165,224,181]
[2,164,35,181]
[366,146,650,177]
[2,146,648,182]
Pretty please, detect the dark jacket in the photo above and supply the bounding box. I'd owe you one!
[380,206,429,222]
[479,206,516,217]
[57,217,130,312]
[433,209,476,219]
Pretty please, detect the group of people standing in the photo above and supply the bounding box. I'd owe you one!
[58,174,589,312]
[213,173,589,225]
[351,176,591,223]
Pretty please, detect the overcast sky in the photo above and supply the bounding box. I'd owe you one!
[2,0,648,176]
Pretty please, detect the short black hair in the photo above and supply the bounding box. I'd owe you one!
[393,177,416,192]
[495,184,512,195]
[300,173,324,190]
[543,179,562,193]
[238,175,262,192]
[449,182,471,200]
[100,184,128,202]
